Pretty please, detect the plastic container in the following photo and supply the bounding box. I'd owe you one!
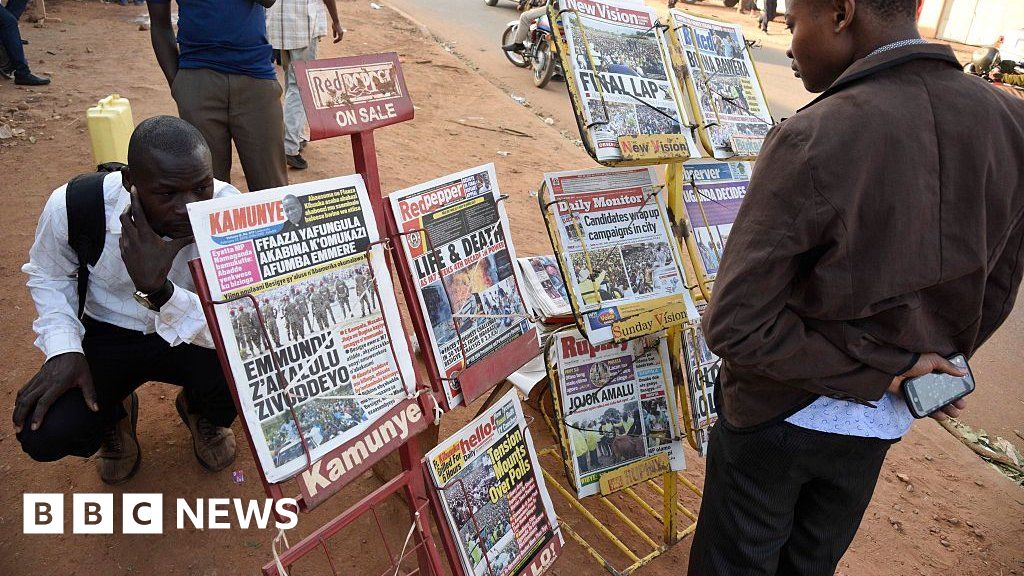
[87,94,134,166]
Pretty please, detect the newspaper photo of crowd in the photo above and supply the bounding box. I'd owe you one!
[636,105,682,135]
[574,22,668,81]
[261,396,370,467]
[569,402,645,473]
[587,98,640,136]
[621,242,671,296]
[478,276,528,329]
[570,247,629,303]
[443,452,519,576]
[226,264,378,358]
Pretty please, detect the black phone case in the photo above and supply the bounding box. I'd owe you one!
[900,354,975,419]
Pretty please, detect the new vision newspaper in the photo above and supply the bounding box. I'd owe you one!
[681,291,718,457]
[188,175,423,490]
[390,164,536,408]
[541,166,688,344]
[548,330,685,498]
[426,389,563,576]
[556,0,699,163]
[671,11,772,159]
[680,159,752,278]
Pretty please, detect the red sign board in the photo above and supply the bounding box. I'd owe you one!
[295,52,414,141]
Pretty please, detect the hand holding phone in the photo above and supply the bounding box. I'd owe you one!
[899,353,974,419]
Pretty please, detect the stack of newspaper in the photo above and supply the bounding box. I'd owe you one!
[516,255,573,324]
[426,389,563,576]
[547,329,685,497]
[539,165,689,344]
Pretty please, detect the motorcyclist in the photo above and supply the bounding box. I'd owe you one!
[502,6,547,53]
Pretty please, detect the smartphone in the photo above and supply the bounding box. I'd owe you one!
[901,353,975,419]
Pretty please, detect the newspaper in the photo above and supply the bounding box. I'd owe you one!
[680,292,718,457]
[390,164,534,407]
[188,175,417,484]
[557,0,699,163]
[549,330,685,497]
[516,256,572,322]
[671,11,772,159]
[426,389,563,576]
[681,159,752,278]
[541,166,688,344]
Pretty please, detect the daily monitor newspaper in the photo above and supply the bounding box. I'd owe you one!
[390,164,534,407]
[188,175,417,484]
[557,0,699,163]
[541,166,688,344]
[681,291,718,457]
[671,11,772,159]
[681,159,752,278]
[426,389,563,576]
[549,330,685,498]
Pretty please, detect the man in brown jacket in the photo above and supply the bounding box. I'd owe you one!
[688,0,1024,574]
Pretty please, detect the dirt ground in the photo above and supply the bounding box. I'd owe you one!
[0,2,1021,576]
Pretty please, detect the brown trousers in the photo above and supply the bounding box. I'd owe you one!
[172,67,288,192]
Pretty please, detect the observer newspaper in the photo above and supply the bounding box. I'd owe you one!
[680,159,752,278]
[188,175,418,484]
[426,389,563,576]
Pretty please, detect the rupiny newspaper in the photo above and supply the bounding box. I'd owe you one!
[548,330,685,498]
[426,389,563,576]
[390,164,535,407]
[555,0,699,164]
[680,159,752,278]
[670,11,772,159]
[187,175,423,493]
[680,291,718,457]
[541,166,689,344]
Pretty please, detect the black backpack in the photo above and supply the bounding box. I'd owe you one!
[66,162,127,318]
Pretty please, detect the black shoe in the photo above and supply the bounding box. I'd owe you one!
[503,42,525,52]
[15,72,50,86]
[286,153,308,170]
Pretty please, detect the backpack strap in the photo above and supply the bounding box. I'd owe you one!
[66,171,113,319]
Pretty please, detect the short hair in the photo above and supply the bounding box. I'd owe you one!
[859,0,917,19]
[127,115,210,169]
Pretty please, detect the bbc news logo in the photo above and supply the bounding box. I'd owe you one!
[24,494,298,534]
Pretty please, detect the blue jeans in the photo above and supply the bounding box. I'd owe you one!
[0,0,30,76]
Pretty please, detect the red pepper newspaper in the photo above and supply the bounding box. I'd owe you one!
[186,175,424,493]
[426,389,563,576]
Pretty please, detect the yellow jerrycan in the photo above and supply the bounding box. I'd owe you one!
[87,95,134,165]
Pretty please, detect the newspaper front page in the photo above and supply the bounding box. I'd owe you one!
[390,164,533,407]
[558,0,699,163]
[681,292,718,457]
[681,159,752,278]
[188,175,417,484]
[426,389,563,576]
[549,330,685,497]
[671,11,772,159]
[542,166,688,344]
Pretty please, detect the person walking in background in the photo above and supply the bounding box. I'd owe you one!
[759,0,778,33]
[0,0,50,85]
[146,0,288,191]
[267,0,342,171]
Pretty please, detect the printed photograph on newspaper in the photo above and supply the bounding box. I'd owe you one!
[548,330,685,498]
[670,11,772,159]
[680,159,752,278]
[516,256,572,323]
[187,175,420,485]
[556,0,699,163]
[681,291,718,457]
[390,164,536,407]
[541,166,688,344]
[426,389,563,576]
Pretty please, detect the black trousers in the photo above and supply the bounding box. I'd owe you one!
[687,418,893,576]
[17,317,237,462]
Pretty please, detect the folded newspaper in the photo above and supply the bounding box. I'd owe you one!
[187,175,424,491]
[680,159,752,279]
[426,389,563,576]
[516,256,573,324]
[670,11,772,159]
[547,329,685,497]
[553,0,700,164]
[680,291,718,457]
[389,164,537,408]
[540,166,689,344]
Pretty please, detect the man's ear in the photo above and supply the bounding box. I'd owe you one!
[121,168,133,193]
[834,0,856,32]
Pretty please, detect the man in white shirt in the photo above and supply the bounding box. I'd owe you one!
[15,116,240,484]
[267,0,342,170]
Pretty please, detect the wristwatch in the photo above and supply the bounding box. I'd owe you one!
[134,280,175,311]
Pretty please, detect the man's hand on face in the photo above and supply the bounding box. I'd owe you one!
[120,189,195,294]
[888,352,968,421]
[14,352,97,433]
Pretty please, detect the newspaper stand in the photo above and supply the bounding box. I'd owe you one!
[186,52,456,576]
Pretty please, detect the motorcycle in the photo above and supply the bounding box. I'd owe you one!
[501,9,563,88]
